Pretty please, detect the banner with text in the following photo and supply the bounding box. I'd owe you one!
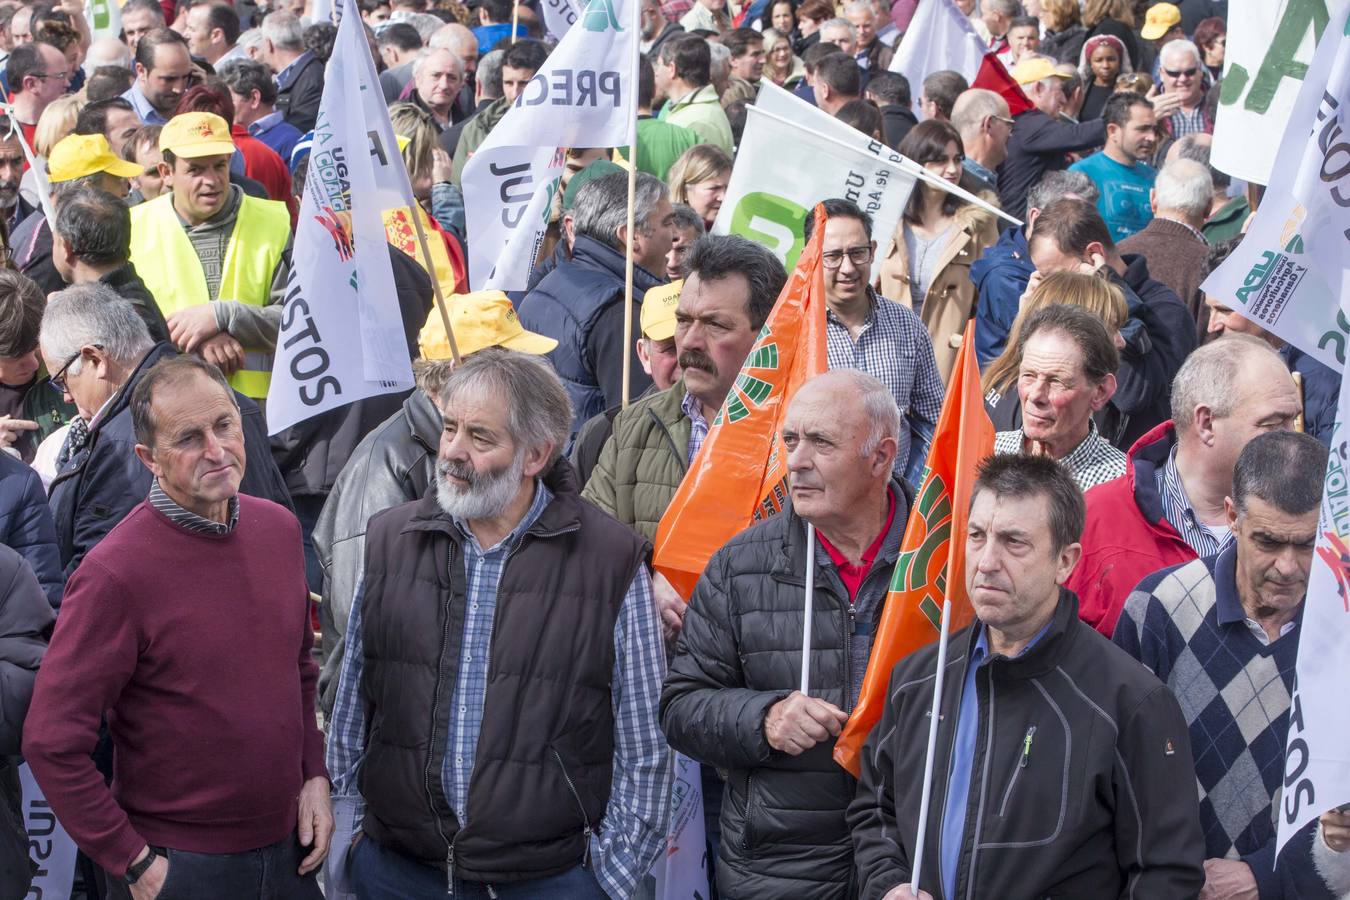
[21,762,78,900]
[462,0,640,290]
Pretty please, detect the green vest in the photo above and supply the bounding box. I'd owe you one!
[129,192,290,398]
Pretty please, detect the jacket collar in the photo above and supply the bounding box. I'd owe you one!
[1124,419,1177,526]
[402,388,442,452]
[92,342,178,440]
[400,456,585,543]
[964,587,1081,680]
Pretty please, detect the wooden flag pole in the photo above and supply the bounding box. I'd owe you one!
[620,158,637,407]
[511,0,521,43]
[406,207,462,365]
[909,598,953,896]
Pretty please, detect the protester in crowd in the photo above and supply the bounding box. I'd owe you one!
[636,54,700,182]
[72,97,141,157]
[119,0,164,55]
[919,69,967,121]
[407,47,466,137]
[664,202,704,276]
[122,28,190,126]
[26,351,329,899]
[812,51,861,116]
[376,22,422,102]
[1068,334,1301,635]
[521,171,675,437]
[879,120,999,381]
[818,18,856,57]
[428,22,479,86]
[720,28,764,108]
[951,88,1013,195]
[663,368,914,900]
[681,0,730,36]
[761,27,804,88]
[84,37,132,77]
[85,65,135,102]
[42,287,290,575]
[128,112,290,403]
[1004,14,1042,66]
[5,42,70,151]
[1028,197,1196,448]
[176,83,292,211]
[1068,91,1157,240]
[120,124,165,202]
[1194,16,1226,82]
[850,452,1205,899]
[220,58,303,165]
[845,0,892,73]
[263,11,323,132]
[835,98,883,141]
[791,41,842,106]
[0,269,76,469]
[998,56,1107,218]
[793,0,834,54]
[640,0,684,58]
[1077,33,1132,122]
[1201,240,1339,448]
[324,350,670,898]
[972,170,1097,366]
[666,143,731,231]
[1118,157,1212,331]
[439,48,501,159]
[981,0,1020,60]
[0,115,31,238]
[992,302,1125,489]
[185,2,243,68]
[1116,431,1350,900]
[806,199,942,482]
[657,34,734,154]
[583,234,784,539]
[1082,0,1138,69]
[1157,39,1212,140]
[0,545,52,899]
[1038,0,1086,64]
[450,39,546,184]
[864,70,913,149]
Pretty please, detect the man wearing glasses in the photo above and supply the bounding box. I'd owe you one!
[4,42,70,153]
[803,199,944,485]
[1156,39,1212,141]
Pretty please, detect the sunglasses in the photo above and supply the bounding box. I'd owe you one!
[1163,67,1198,78]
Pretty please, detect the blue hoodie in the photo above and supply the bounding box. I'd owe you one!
[970,225,1035,368]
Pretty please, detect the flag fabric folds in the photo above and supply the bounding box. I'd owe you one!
[888,0,1031,117]
[834,320,994,775]
[651,206,830,601]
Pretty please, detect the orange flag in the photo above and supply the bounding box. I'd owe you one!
[652,205,830,600]
[833,320,995,776]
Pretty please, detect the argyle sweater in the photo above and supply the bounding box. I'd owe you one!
[1112,546,1333,899]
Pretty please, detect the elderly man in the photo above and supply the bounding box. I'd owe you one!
[850,453,1205,900]
[951,88,1012,194]
[409,48,465,132]
[325,351,670,898]
[263,12,323,132]
[1068,334,1301,636]
[1119,158,1215,331]
[1069,92,1158,241]
[521,171,675,436]
[662,369,915,900]
[1115,431,1350,900]
[997,57,1106,218]
[122,28,191,125]
[584,235,785,536]
[994,303,1124,489]
[657,35,734,153]
[806,199,942,483]
[119,0,164,54]
[128,112,291,403]
[1157,39,1212,140]
[846,0,893,72]
[41,288,289,576]
[25,352,330,900]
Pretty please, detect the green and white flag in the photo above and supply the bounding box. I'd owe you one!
[85,0,122,40]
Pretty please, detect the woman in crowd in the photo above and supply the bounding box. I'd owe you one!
[793,0,833,54]
[877,120,999,382]
[1195,17,1227,83]
[1038,0,1087,65]
[760,0,797,39]
[1079,34,1133,121]
[762,28,805,87]
[1082,0,1139,69]
[667,144,732,231]
[983,270,1128,432]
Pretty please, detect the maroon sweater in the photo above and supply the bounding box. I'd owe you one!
[23,495,326,877]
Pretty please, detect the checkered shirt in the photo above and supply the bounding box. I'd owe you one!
[1155,443,1233,558]
[1113,544,1299,863]
[682,391,709,463]
[825,290,944,478]
[1167,106,1209,140]
[993,421,1127,491]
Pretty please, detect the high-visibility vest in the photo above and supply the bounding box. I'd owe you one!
[129,192,291,399]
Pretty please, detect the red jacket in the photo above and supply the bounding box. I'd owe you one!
[1067,420,1197,636]
[231,124,297,224]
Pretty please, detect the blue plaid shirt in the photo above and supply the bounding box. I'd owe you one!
[327,480,671,897]
[681,391,709,462]
[1154,444,1233,558]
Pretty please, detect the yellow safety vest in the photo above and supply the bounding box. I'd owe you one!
[129,192,291,399]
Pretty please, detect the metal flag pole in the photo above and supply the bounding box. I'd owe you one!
[909,597,953,895]
[800,522,816,694]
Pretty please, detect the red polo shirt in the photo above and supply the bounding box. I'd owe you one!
[815,489,897,601]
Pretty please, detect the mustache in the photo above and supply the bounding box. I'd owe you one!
[436,458,478,486]
[678,349,717,376]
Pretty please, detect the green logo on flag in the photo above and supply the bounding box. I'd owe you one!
[715,324,779,425]
[581,0,623,32]
[729,192,807,270]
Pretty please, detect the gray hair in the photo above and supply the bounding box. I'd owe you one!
[985,0,1023,16]
[237,27,265,53]
[438,349,572,465]
[842,369,902,456]
[573,171,669,250]
[478,48,505,98]
[1027,168,1099,211]
[1169,333,1281,428]
[820,17,857,42]
[261,11,304,51]
[843,0,875,19]
[1160,38,1202,68]
[40,284,154,374]
[411,47,463,79]
[950,88,1010,143]
[1153,158,1212,220]
[707,41,730,83]
[1232,431,1328,517]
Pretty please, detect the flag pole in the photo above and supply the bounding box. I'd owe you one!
[800,522,816,694]
[620,153,637,407]
[511,0,520,43]
[406,208,463,365]
[909,598,952,895]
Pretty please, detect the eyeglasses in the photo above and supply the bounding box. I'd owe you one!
[1163,67,1198,78]
[34,70,69,82]
[48,344,101,394]
[991,115,1015,127]
[822,245,874,268]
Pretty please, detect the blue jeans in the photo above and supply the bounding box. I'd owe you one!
[349,836,608,899]
[104,836,322,899]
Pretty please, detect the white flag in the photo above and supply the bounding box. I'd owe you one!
[1211,0,1350,186]
[647,752,710,900]
[462,0,640,291]
[268,0,417,434]
[540,0,582,40]
[84,0,122,41]
[887,0,989,118]
[713,102,918,271]
[21,762,79,898]
[1201,4,1350,373]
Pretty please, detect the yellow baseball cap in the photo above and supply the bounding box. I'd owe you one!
[1012,56,1071,85]
[419,291,558,360]
[1140,3,1182,40]
[159,112,237,159]
[47,133,141,183]
[640,280,682,341]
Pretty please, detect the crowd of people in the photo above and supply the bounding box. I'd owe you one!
[0,0,1348,898]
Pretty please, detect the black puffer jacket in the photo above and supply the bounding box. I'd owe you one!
[660,480,912,900]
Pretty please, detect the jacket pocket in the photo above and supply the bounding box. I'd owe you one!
[740,770,761,859]
[550,746,594,868]
[998,725,1037,818]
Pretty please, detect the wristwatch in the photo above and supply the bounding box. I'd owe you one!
[123,849,158,885]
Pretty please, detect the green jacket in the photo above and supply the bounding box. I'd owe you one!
[581,380,691,542]
[1202,195,1250,246]
[12,373,76,463]
[662,84,734,154]
[451,96,513,186]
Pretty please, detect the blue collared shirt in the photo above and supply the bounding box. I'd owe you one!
[939,618,1053,900]
[326,480,672,897]
[273,49,315,91]
[121,84,168,125]
[1154,444,1233,559]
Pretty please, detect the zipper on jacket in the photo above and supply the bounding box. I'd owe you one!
[551,748,594,868]
[998,725,1036,818]
[740,772,758,855]
[843,601,855,712]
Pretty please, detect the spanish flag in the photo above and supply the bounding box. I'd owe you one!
[652,205,830,600]
[834,320,995,776]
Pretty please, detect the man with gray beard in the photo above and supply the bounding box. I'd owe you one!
[324,350,672,899]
